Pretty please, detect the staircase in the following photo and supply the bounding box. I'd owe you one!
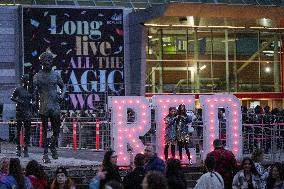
[43,164,205,189]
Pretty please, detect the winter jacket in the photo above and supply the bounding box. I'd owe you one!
[232,170,262,189]
[89,176,100,189]
[207,148,238,189]
[254,162,269,189]
[100,165,122,189]
[167,172,187,189]
[123,167,146,189]
[26,175,48,189]
[194,171,224,189]
[0,175,32,189]
[144,154,165,173]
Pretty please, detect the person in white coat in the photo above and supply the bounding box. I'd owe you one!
[194,156,224,189]
[232,157,261,189]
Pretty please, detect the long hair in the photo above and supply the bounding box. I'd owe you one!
[102,150,115,169]
[166,159,182,177]
[266,162,284,189]
[25,160,47,180]
[9,158,25,189]
[0,157,9,174]
[144,171,168,189]
[177,104,187,116]
[50,177,75,189]
[240,157,258,175]
[166,107,176,117]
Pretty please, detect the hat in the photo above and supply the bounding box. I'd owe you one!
[55,167,68,176]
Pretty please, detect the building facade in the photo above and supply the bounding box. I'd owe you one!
[0,1,284,125]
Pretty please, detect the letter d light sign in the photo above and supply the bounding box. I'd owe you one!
[200,94,242,160]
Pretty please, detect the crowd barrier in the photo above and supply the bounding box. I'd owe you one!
[3,113,284,162]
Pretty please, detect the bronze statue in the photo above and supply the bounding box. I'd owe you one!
[33,52,66,163]
[11,74,33,157]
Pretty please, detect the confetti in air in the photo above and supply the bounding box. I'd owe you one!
[110,36,114,42]
[114,46,123,54]
[44,11,49,17]
[61,42,67,46]
[64,13,70,17]
[43,38,51,43]
[81,10,87,14]
[66,49,72,54]
[32,50,38,57]
[98,14,104,17]
[30,19,40,27]
[115,28,123,36]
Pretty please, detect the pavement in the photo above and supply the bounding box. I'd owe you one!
[0,142,104,168]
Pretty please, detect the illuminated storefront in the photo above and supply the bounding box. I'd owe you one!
[129,3,284,108]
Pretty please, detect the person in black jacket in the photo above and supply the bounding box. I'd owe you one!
[123,153,146,189]
[166,158,187,189]
[100,150,122,189]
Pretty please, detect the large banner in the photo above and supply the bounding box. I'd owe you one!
[23,7,124,111]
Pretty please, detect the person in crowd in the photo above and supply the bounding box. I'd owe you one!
[123,153,146,189]
[175,104,193,164]
[25,160,48,189]
[0,158,32,189]
[194,156,224,189]
[144,145,165,173]
[164,107,177,160]
[0,157,9,180]
[166,158,187,189]
[252,149,270,189]
[141,171,168,189]
[105,180,124,189]
[206,139,238,189]
[89,169,107,189]
[100,150,122,189]
[11,74,34,157]
[33,51,66,163]
[232,157,261,189]
[51,166,76,189]
[266,162,284,189]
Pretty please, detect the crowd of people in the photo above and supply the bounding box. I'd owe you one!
[88,139,284,189]
[0,157,75,189]
[0,139,283,189]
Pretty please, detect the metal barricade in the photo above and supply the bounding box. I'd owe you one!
[3,112,284,162]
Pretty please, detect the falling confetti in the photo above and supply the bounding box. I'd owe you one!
[61,42,67,46]
[110,36,114,42]
[48,25,56,33]
[32,50,38,57]
[81,10,87,14]
[24,62,32,67]
[64,13,70,17]
[30,19,40,27]
[66,49,72,54]
[43,38,51,43]
[114,46,123,54]
[44,11,49,17]
[46,47,57,58]
[98,14,104,17]
[115,28,123,36]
